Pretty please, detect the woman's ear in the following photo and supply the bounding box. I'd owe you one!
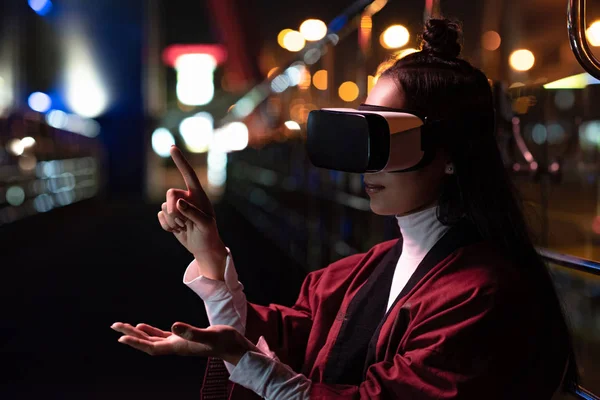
[445,162,455,175]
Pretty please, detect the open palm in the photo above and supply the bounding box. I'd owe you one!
[111,321,255,363]
[111,322,210,356]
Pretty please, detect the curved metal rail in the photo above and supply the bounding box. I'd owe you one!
[568,0,600,80]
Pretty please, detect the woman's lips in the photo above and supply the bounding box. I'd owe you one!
[364,183,385,195]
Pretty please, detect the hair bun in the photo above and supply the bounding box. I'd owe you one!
[421,19,462,59]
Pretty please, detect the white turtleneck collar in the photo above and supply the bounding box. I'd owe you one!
[395,206,450,259]
[386,206,451,311]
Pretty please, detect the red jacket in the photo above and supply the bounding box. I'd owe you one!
[203,239,569,399]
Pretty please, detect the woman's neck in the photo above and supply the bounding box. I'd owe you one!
[396,206,449,259]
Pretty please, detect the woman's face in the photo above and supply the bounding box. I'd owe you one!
[363,76,447,216]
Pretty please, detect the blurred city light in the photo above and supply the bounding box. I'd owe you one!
[586,21,600,46]
[304,48,322,64]
[380,25,409,49]
[543,72,600,89]
[7,139,24,156]
[46,110,68,129]
[28,92,52,113]
[338,81,359,102]
[175,54,216,106]
[29,0,52,16]
[207,150,227,187]
[64,31,109,118]
[482,31,501,51]
[179,112,214,153]
[299,19,327,41]
[285,64,305,86]
[213,122,249,152]
[313,70,328,90]
[267,67,279,78]
[579,121,600,147]
[6,186,25,206]
[282,30,306,52]
[271,74,291,93]
[532,123,547,144]
[21,137,36,149]
[151,128,175,158]
[66,65,108,118]
[509,49,535,72]
[46,110,101,138]
[223,122,249,151]
[285,121,301,130]
[277,29,293,48]
[299,68,311,90]
[554,90,575,110]
[18,154,37,172]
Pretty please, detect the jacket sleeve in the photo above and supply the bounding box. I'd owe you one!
[233,284,528,400]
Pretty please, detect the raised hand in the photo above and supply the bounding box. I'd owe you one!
[158,146,227,280]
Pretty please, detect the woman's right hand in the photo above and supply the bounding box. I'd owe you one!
[158,146,227,281]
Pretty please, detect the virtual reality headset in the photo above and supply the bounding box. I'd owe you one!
[306,104,438,173]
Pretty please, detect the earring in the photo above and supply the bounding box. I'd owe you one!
[445,163,455,175]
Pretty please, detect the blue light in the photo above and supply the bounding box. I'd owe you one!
[28,0,53,16]
[28,92,52,113]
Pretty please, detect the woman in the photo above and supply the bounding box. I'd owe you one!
[112,19,575,399]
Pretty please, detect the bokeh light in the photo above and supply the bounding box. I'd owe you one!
[6,186,25,206]
[586,21,600,47]
[175,54,216,106]
[151,128,175,158]
[28,92,52,113]
[179,112,214,153]
[277,29,293,48]
[29,0,52,16]
[21,137,36,149]
[285,121,301,130]
[338,81,359,102]
[380,25,409,49]
[213,122,249,152]
[282,30,306,52]
[313,70,328,90]
[7,139,24,156]
[509,49,535,72]
[482,31,501,51]
[299,19,327,41]
[554,90,575,110]
[532,124,547,144]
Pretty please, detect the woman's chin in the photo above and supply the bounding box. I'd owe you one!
[369,199,399,216]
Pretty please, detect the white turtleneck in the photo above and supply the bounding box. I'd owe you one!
[387,206,451,312]
[181,205,451,399]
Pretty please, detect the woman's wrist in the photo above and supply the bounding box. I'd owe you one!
[194,245,228,281]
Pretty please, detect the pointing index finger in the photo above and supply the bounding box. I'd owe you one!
[170,146,202,192]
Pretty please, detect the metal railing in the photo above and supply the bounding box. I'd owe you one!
[539,248,600,400]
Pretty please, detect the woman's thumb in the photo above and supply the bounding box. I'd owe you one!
[177,199,214,226]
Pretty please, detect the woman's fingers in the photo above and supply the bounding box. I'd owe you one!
[166,188,188,221]
[161,202,182,233]
[158,212,175,232]
[171,322,218,342]
[176,199,214,229]
[118,335,167,356]
[136,323,170,338]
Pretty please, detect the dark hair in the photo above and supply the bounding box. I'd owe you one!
[383,18,578,392]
